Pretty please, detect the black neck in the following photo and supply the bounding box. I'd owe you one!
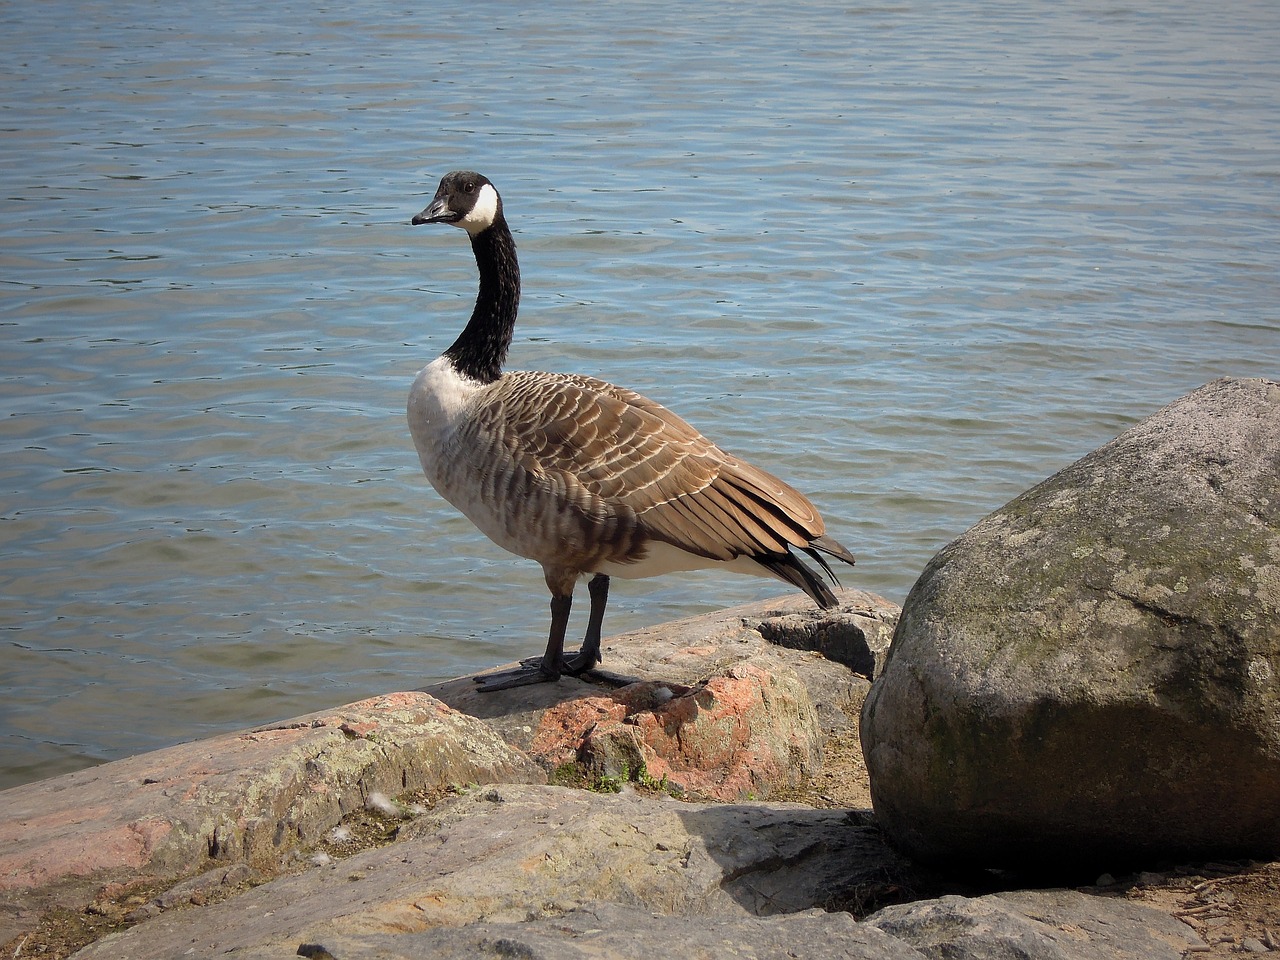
[444,218,520,384]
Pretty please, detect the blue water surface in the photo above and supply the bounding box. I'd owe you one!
[1,0,1277,787]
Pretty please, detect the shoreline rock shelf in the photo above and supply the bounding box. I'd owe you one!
[0,591,1217,960]
[3,377,1276,958]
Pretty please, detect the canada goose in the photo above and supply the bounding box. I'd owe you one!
[409,171,856,691]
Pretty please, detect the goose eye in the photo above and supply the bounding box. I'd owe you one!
[463,181,476,193]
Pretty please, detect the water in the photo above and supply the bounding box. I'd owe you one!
[2,0,1278,790]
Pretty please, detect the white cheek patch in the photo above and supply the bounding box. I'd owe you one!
[460,183,500,234]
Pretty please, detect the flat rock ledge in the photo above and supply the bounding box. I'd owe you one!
[1,591,1206,959]
[68,784,1199,960]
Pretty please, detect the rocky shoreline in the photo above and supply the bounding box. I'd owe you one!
[1,591,1275,959]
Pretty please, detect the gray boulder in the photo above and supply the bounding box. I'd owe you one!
[861,377,1280,868]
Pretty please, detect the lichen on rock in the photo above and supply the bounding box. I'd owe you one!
[862,377,1280,868]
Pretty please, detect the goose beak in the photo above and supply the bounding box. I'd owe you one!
[411,197,457,226]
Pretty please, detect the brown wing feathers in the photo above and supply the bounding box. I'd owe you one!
[485,371,850,605]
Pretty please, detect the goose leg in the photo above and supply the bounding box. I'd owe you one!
[473,592,573,692]
[562,573,608,675]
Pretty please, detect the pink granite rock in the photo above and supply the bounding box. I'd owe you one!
[526,661,821,800]
[0,691,541,943]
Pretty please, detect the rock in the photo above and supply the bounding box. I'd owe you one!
[288,903,920,960]
[865,888,1201,960]
[0,592,898,949]
[70,782,908,958]
[60,782,1200,960]
[529,660,823,800]
[0,587,1210,960]
[427,589,899,799]
[758,608,890,680]
[0,692,541,944]
[151,861,256,911]
[862,377,1280,868]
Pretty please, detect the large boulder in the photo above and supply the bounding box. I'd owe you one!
[861,377,1280,868]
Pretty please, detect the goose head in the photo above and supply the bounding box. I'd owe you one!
[412,170,501,236]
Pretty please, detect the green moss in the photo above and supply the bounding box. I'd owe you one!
[549,758,679,797]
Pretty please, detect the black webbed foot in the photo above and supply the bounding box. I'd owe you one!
[472,647,608,693]
[560,647,602,677]
[472,656,560,692]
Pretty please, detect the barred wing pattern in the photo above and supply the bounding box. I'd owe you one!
[455,370,829,573]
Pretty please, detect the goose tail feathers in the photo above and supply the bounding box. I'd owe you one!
[808,533,857,567]
[755,534,855,610]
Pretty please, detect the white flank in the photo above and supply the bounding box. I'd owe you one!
[596,542,792,585]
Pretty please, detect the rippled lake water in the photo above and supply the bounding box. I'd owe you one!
[2,0,1278,788]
